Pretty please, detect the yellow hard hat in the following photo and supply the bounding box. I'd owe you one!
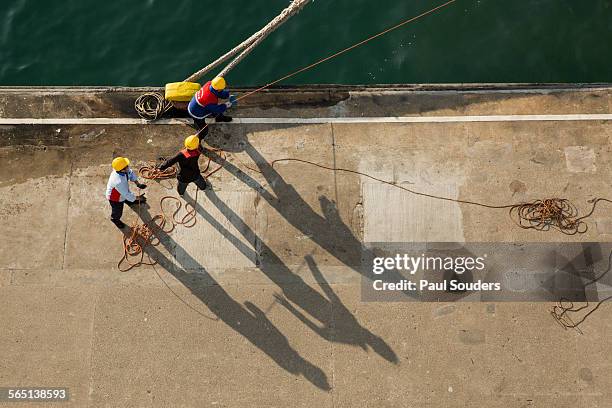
[211,76,226,91]
[112,157,130,171]
[184,135,200,150]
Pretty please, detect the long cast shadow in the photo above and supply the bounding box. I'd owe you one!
[277,255,397,356]
[188,187,397,363]
[130,205,331,391]
[204,136,415,295]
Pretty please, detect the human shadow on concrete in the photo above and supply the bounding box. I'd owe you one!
[189,187,397,364]
[130,206,331,391]
[203,135,414,296]
[276,255,397,356]
[204,134,358,269]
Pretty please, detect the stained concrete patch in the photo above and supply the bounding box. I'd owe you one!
[595,219,612,235]
[579,367,594,382]
[0,177,70,269]
[564,146,596,173]
[173,189,259,270]
[509,180,527,195]
[63,175,120,270]
[433,304,456,318]
[458,329,486,345]
[363,182,464,242]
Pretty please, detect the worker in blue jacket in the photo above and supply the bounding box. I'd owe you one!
[188,76,237,130]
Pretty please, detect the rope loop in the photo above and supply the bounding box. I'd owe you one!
[135,92,172,121]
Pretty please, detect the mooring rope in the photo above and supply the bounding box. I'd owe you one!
[118,148,612,327]
[236,0,457,102]
[134,92,172,120]
[138,162,177,179]
[550,249,612,333]
[135,0,457,120]
[135,0,312,119]
[268,158,612,236]
[128,0,612,327]
[117,145,226,272]
[266,158,612,328]
[186,0,311,82]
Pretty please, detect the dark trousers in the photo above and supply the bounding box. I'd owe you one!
[194,114,230,129]
[177,175,208,196]
[109,200,124,225]
[193,118,211,133]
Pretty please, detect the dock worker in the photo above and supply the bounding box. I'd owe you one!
[188,76,237,129]
[106,157,147,229]
[157,134,210,196]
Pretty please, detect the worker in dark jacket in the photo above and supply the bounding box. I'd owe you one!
[188,76,237,129]
[158,134,210,196]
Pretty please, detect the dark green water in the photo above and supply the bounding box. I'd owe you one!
[1,0,611,86]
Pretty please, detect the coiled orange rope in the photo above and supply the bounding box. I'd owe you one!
[270,158,612,236]
[117,144,226,272]
[550,249,612,333]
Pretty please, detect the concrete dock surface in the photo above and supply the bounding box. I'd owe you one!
[1,85,612,407]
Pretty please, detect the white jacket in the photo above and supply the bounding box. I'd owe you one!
[105,169,138,202]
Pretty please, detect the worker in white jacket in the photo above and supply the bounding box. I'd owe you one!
[105,157,147,228]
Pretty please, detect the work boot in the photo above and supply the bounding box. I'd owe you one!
[215,114,232,123]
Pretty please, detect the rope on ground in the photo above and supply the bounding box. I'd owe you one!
[118,160,219,319]
[116,183,219,320]
[139,162,177,179]
[265,158,612,328]
[118,145,227,272]
[117,165,189,272]
[118,214,171,272]
[510,198,612,235]
[122,152,612,325]
[550,249,612,333]
[135,92,172,120]
[160,192,198,229]
[269,158,612,235]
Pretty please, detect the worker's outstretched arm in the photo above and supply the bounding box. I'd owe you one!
[204,103,228,114]
[127,168,147,189]
[158,152,182,171]
[218,89,230,99]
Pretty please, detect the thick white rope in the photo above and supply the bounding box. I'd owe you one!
[183,33,259,83]
[184,0,311,83]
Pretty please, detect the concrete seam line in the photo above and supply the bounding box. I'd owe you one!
[0,114,611,125]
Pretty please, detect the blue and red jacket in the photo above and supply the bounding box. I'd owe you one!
[192,81,230,115]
